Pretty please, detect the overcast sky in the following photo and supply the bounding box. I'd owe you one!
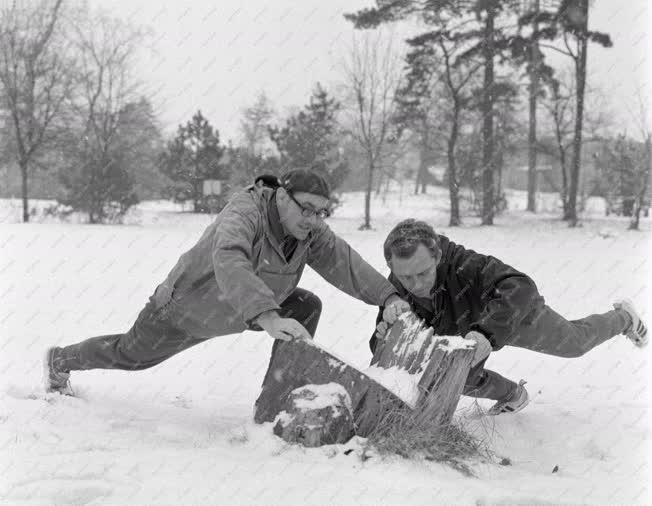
[96,0,651,143]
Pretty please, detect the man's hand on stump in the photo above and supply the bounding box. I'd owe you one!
[382,295,411,324]
[465,330,492,367]
[375,320,389,341]
[256,311,311,341]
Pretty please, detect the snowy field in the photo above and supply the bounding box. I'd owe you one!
[1,186,651,505]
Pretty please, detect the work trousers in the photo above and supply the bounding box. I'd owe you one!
[463,305,628,400]
[53,288,322,372]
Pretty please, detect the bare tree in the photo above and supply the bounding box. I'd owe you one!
[625,87,651,230]
[60,7,148,223]
[240,91,275,157]
[540,72,574,213]
[540,69,610,216]
[0,0,73,222]
[340,30,403,230]
[536,0,612,225]
[437,38,483,226]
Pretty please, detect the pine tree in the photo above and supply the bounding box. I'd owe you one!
[160,111,225,212]
[521,0,612,224]
[346,0,528,225]
[269,83,348,192]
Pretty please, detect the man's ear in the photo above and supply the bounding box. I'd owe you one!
[434,248,443,264]
[276,188,289,210]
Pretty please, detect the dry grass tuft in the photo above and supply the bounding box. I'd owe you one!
[361,403,493,477]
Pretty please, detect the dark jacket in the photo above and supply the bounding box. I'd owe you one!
[370,234,546,353]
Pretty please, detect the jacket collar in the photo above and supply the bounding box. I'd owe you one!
[248,185,308,262]
[266,192,288,244]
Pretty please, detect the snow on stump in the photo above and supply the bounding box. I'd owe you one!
[254,338,412,441]
[272,383,354,447]
[370,312,476,428]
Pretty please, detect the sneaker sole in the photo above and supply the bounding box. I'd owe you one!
[615,299,648,347]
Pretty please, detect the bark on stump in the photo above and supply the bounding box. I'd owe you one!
[272,383,355,447]
[254,339,411,438]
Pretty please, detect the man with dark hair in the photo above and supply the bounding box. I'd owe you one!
[44,170,410,395]
[372,219,648,415]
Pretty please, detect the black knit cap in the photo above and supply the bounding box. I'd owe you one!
[280,169,330,199]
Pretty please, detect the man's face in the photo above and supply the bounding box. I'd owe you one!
[389,243,438,298]
[278,189,330,240]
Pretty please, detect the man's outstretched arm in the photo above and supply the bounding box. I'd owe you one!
[307,222,399,307]
[454,244,544,349]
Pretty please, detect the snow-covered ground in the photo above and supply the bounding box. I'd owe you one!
[1,186,651,505]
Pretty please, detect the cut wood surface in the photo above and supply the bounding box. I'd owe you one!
[272,383,355,447]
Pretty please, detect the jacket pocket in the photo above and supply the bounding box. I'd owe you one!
[149,284,181,323]
[256,270,300,301]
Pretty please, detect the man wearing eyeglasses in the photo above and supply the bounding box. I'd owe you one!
[44,169,409,395]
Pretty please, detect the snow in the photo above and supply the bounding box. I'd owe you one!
[1,186,651,505]
[437,335,476,352]
[392,313,435,359]
[290,383,352,413]
[363,365,421,407]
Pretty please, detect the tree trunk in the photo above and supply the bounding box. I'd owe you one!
[362,158,374,230]
[448,102,461,227]
[496,149,504,213]
[415,128,429,195]
[527,0,540,213]
[630,135,651,230]
[20,159,30,223]
[193,178,201,213]
[481,5,496,226]
[568,0,589,227]
[555,133,570,218]
[375,170,384,196]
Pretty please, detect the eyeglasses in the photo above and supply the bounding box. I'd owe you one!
[288,192,331,219]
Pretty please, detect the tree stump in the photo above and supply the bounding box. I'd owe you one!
[272,383,355,447]
[255,313,475,447]
[254,338,412,438]
[371,312,475,427]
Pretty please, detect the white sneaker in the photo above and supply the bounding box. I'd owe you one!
[613,299,648,348]
[43,347,74,396]
[487,380,529,416]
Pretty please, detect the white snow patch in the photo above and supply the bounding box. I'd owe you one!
[363,365,420,408]
[327,357,347,371]
[391,313,435,358]
[436,334,476,352]
[291,383,352,413]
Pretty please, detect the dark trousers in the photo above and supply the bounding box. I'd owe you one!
[53,288,322,373]
[463,305,628,400]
